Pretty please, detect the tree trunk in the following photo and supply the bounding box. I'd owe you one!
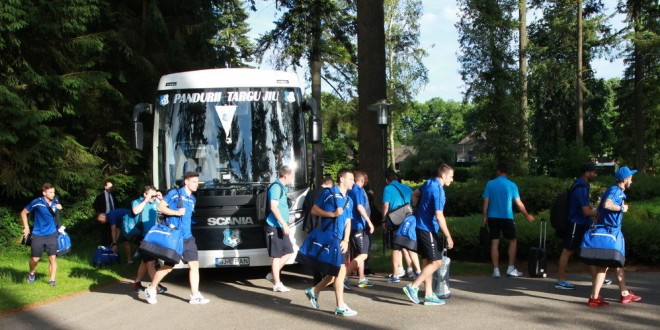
[357,0,387,207]
[576,0,584,148]
[632,1,646,172]
[310,0,323,185]
[519,0,529,158]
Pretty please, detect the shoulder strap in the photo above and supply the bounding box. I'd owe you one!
[44,198,61,228]
[391,184,407,203]
[269,181,286,199]
[321,188,341,231]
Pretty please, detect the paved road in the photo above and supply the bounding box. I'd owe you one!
[1,266,658,330]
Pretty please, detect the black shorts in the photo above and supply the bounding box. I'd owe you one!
[265,225,294,258]
[155,237,199,267]
[31,232,58,257]
[416,229,442,261]
[562,222,590,251]
[350,230,370,255]
[488,218,517,240]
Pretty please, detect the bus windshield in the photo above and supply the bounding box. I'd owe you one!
[155,87,306,191]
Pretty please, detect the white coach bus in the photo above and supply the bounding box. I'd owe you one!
[132,68,321,268]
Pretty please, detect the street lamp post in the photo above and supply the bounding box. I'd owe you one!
[369,99,390,171]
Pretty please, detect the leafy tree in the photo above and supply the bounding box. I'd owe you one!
[457,0,527,175]
[399,132,455,181]
[384,0,429,167]
[0,0,106,201]
[614,0,659,172]
[527,0,614,175]
[254,0,356,183]
[398,98,471,145]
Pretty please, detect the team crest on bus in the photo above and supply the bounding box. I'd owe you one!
[283,91,296,103]
[223,228,241,248]
[159,94,169,106]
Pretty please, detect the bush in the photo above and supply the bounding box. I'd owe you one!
[0,207,24,248]
[444,198,660,264]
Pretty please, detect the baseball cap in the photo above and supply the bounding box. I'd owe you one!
[615,166,637,181]
[581,162,597,173]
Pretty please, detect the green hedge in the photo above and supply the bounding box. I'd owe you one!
[442,174,659,217]
[445,197,660,264]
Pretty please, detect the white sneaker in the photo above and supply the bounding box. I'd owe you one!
[492,268,501,278]
[506,267,523,277]
[397,267,405,278]
[273,282,291,292]
[144,287,157,304]
[266,272,274,283]
[189,292,210,304]
[335,304,358,317]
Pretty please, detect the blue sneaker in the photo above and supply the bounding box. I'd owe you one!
[603,279,613,285]
[387,277,400,283]
[403,284,420,304]
[424,294,446,306]
[343,278,352,290]
[48,280,56,287]
[554,280,576,290]
[304,287,320,309]
[27,273,36,284]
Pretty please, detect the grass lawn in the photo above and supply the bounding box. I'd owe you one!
[0,241,136,313]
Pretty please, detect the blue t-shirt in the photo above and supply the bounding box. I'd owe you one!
[266,179,289,228]
[163,187,196,239]
[106,208,131,227]
[131,197,160,233]
[482,176,520,220]
[383,180,413,210]
[597,185,626,228]
[568,178,592,225]
[348,184,369,230]
[315,186,353,240]
[25,197,58,236]
[415,178,445,233]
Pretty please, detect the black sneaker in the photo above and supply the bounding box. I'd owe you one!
[132,281,146,291]
[157,284,168,294]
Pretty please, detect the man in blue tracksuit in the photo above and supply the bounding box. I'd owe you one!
[21,183,63,286]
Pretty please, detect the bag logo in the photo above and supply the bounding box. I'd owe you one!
[223,228,242,248]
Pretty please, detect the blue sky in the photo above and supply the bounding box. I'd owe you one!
[247,1,626,102]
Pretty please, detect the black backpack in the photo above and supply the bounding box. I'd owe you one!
[550,182,586,232]
[256,181,286,222]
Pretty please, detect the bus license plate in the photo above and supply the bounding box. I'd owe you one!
[216,257,250,267]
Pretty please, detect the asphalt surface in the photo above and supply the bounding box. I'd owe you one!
[1,266,658,330]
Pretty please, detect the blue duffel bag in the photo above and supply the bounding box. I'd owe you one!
[139,223,183,264]
[92,246,120,266]
[579,225,625,268]
[296,227,343,277]
[392,214,417,251]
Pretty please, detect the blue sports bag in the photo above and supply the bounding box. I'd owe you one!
[392,214,417,251]
[139,223,183,264]
[57,232,72,256]
[92,246,120,266]
[295,189,347,276]
[580,225,625,268]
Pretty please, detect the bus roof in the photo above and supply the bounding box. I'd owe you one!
[157,68,302,90]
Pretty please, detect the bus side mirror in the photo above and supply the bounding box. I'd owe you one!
[133,121,144,150]
[303,99,321,144]
[132,103,153,150]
